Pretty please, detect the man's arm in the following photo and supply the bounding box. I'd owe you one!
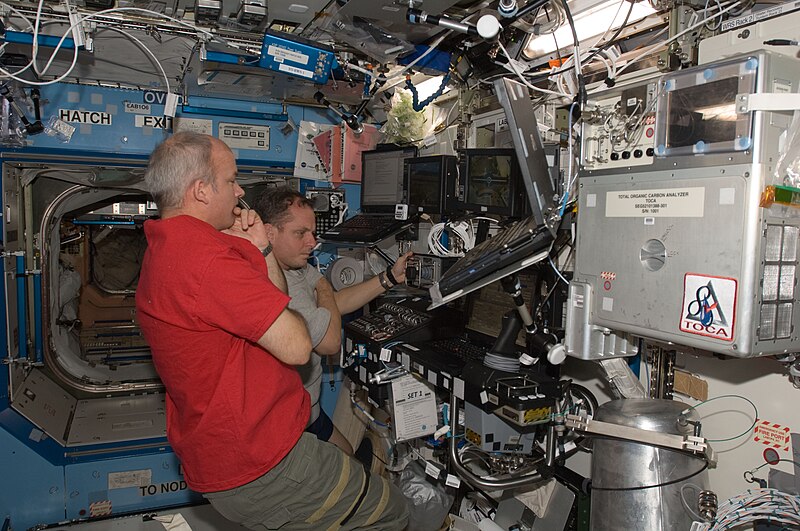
[313,278,342,355]
[265,252,288,294]
[257,308,312,365]
[334,251,413,314]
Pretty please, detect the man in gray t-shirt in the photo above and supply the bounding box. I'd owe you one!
[255,187,411,454]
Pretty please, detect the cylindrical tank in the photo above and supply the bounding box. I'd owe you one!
[590,399,710,531]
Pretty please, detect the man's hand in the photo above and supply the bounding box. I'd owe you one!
[223,207,270,252]
[389,251,414,285]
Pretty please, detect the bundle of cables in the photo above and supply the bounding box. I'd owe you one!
[427,219,477,257]
[697,489,800,530]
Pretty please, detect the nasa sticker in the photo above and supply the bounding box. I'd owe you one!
[679,273,737,341]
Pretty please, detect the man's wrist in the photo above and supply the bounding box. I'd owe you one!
[385,266,399,286]
[261,242,273,257]
[378,271,393,291]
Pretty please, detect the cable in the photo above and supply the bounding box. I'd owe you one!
[747,459,800,477]
[560,101,578,216]
[614,0,743,78]
[497,40,566,97]
[351,395,390,429]
[707,489,800,531]
[591,459,708,491]
[680,483,707,522]
[0,40,79,85]
[680,394,758,443]
[0,1,34,30]
[427,219,476,257]
[548,256,569,285]
[97,27,171,95]
[18,5,248,88]
[559,0,586,105]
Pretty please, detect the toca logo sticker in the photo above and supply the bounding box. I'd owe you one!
[679,274,737,341]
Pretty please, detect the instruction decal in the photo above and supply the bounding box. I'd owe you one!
[679,273,736,341]
[606,187,705,217]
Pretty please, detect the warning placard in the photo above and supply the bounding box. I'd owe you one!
[753,419,791,451]
[606,187,705,217]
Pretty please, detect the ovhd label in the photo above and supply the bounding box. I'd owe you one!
[59,109,112,125]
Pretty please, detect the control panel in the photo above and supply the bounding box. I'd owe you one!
[305,187,345,235]
[581,82,658,170]
[346,301,432,343]
[343,297,461,405]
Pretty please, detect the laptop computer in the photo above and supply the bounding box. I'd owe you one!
[320,146,417,244]
[493,77,558,236]
[429,215,553,307]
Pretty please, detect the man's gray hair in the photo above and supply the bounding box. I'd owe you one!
[145,132,215,210]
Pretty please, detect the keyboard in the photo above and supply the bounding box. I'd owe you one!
[429,337,487,363]
[436,215,553,296]
[319,214,413,244]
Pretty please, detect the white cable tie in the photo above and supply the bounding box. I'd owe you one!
[434,425,451,439]
[165,93,179,118]
[68,10,85,48]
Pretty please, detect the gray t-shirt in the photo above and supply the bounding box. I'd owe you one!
[285,265,332,425]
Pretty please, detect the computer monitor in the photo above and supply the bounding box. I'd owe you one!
[403,155,458,215]
[460,148,526,217]
[493,78,557,232]
[361,146,418,213]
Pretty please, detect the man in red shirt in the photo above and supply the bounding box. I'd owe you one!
[137,132,408,530]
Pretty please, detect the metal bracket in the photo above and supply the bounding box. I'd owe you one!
[566,413,717,467]
[737,93,800,113]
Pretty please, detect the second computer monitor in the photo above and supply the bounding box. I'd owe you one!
[403,155,458,215]
[460,148,526,217]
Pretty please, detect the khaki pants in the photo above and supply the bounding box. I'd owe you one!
[203,433,409,530]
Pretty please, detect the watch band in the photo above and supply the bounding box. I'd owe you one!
[262,242,273,257]
[385,266,399,286]
[378,271,393,290]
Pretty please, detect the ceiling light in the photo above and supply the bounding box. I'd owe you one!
[237,0,267,27]
[523,0,656,58]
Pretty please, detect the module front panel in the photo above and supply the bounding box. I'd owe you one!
[572,167,770,356]
[568,51,800,359]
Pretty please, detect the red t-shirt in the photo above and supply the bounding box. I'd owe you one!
[136,215,309,493]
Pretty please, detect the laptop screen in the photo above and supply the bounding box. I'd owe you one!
[494,78,556,230]
[361,146,417,213]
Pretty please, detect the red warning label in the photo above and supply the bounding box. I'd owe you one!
[753,419,790,451]
[89,500,112,517]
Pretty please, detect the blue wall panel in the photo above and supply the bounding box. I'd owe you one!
[64,452,201,523]
[15,84,340,168]
[0,83,348,529]
[0,427,66,529]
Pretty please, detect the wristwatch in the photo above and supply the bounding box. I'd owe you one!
[261,242,273,257]
[378,271,393,290]
[385,266,399,286]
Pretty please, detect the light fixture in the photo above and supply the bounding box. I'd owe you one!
[194,0,222,25]
[523,0,656,58]
[237,0,267,27]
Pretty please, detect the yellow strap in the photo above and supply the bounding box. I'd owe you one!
[327,467,367,531]
[307,454,350,524]
[364,477,391,526]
